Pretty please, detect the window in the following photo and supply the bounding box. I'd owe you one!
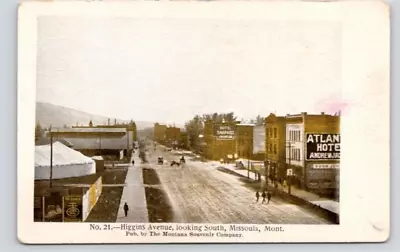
[269,144,273,153]
[274,128,277,138]
[273,144,277,154]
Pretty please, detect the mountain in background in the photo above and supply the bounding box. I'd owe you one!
[35,102,156,130]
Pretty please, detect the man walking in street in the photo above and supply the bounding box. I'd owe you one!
[255,191,260,202]
[261,191,266,204]
[123,202,129,217]
[267,191,272,204]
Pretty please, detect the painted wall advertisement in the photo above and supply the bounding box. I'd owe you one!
[214,124,236,140]
[306,133,340,160]
[63,196,83,222]
[306,163,339,189]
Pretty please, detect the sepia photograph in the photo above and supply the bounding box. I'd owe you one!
[18,0,389,244]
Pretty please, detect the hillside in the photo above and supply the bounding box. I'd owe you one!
[35,102,155,129]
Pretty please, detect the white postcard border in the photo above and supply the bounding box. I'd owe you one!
[17,1,390,244]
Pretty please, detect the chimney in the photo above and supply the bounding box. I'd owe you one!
[108,119,110,125]
[321,112,325,115]
[301,112,307,115]
[114,119,117,125]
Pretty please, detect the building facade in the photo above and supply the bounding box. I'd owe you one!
[204,121,237,161]
[265,114,286,181]
[154,123,167,144]
[236,124,254,161]
[165,126,181,146]
[285,112,340,195]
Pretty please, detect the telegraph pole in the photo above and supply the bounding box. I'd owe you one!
[265,126,269,189]
[49,126,53,188]
[286,141,292,195]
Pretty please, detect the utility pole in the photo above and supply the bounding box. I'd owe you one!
[286,141,292,195]
[127,129,129,158]
[49,126,53,188]
[265,126,269,189]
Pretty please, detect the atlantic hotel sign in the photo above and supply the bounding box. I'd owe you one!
[306,133,340,160]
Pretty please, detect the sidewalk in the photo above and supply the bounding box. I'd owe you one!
[116,152,149,223]
[214,162,339,215]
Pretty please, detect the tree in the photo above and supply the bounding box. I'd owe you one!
[184,115,204,150]
[255,115,264,126]
[35,121,43,144]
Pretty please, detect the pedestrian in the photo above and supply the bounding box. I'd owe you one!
[255,191,260,202]
[132,159,135,166]
[261,191,266,204]
[123,202,129,217]
[267,191,272,204]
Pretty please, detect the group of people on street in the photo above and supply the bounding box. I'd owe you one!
[255,190,272,204]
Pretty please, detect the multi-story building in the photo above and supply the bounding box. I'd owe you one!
[236,124,254,161]
[265,113,286,181]
[165,126,181,146]
[204,121,237,161]
[154,123,167,144]
[285,112,340,195]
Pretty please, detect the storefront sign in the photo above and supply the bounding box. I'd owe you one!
[306,133,340,160]
[214,125,236,140]
[63,196,82,222]
[312,164,340,169]
[306,163,339,189]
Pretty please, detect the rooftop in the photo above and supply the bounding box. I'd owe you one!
[49,128,127,133]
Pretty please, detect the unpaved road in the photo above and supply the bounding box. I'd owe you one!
[146,146,333,224]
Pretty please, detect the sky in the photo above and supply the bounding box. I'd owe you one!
[36,17,343,125]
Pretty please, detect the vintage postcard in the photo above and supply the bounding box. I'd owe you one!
[18,0,390,244]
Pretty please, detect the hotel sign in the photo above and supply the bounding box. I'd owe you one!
[306,133,340,160]
[214,125,236,140]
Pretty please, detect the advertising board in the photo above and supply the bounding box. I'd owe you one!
[89,183,97,211]
[95,177,103,201]
[306,163,339,189]
[306,133,340,160]
[63,196,83,222]
[214,124,236,140]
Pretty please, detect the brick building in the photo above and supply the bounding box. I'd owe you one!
[165,126,181,146]
[265,113,287,181]
[204,121,238,161]
[236,124,254,160]
[154,123,167,144]
[285,112,340,195]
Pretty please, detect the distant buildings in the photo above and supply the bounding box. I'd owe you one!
[153,123,182,147]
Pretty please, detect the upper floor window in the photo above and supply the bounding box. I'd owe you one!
[274,128,277,138]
